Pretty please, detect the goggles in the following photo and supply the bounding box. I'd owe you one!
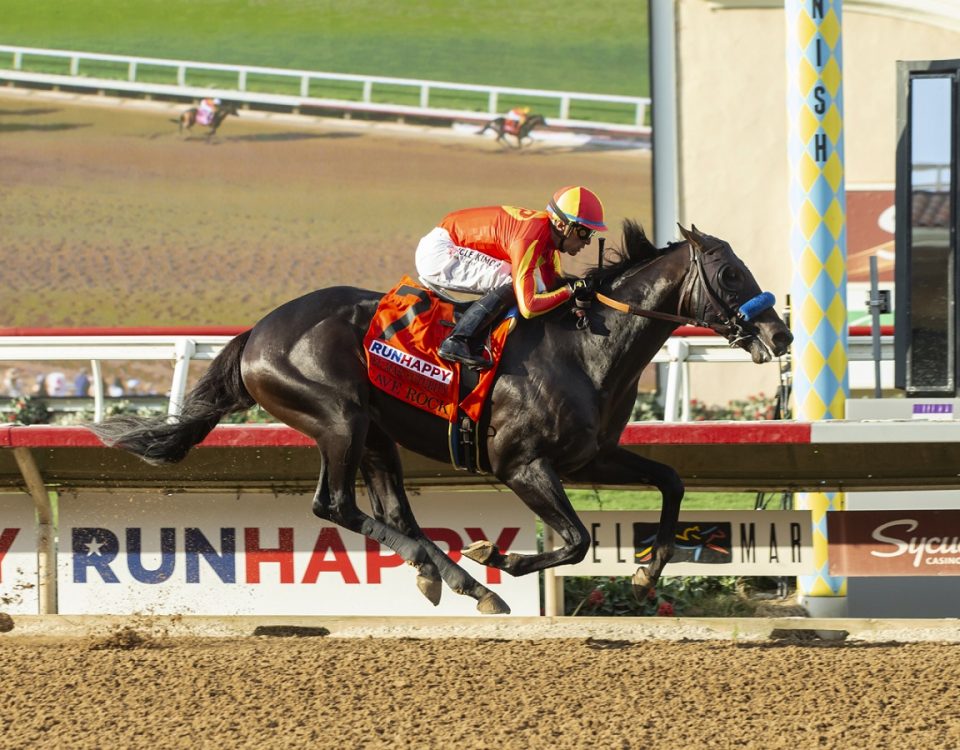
[571,224,597,241]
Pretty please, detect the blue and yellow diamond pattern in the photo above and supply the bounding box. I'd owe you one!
[786,0,847,598]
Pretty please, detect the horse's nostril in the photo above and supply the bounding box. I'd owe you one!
[772,330,794,355]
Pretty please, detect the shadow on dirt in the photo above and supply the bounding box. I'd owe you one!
[173,131,359,144]
[225,131,361,143]
[0,107,60,116]
[0,122,90,133]
[490,142,647,157]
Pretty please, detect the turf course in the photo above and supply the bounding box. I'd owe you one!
[0,0,649,96]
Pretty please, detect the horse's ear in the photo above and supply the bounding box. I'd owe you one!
[678,224,702,248]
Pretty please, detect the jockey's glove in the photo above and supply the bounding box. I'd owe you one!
[570,278,595,309]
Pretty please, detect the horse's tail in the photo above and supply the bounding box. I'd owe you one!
[478,117,503,136]
[88,330,255,465]
[179,109,194,134]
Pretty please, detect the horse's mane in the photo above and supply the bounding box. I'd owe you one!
[581,219,675,286]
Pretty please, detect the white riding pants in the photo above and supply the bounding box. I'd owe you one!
[415,227,513,294]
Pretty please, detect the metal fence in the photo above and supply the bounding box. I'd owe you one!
[0,44,650,136]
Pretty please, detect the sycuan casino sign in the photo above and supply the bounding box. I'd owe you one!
[828,510,960,575]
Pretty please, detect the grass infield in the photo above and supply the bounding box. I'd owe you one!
[0,0,649,97]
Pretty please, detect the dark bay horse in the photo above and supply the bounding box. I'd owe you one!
[179,101,239,138]
[478,113,546,148]
[89,222,792,614]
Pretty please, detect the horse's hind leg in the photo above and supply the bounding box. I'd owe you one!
[360,423,509,614]
[294,398,507,613]
[309,417,428,571]
[361,425,442,606]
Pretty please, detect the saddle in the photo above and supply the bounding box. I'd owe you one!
[503,120,521,136]
[363,276,517,470]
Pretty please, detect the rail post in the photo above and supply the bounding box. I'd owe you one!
[168,338,196,416]
[12,448,56,614]
[663,338,689,422]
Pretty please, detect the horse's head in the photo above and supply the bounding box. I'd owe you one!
[676,224,792,363]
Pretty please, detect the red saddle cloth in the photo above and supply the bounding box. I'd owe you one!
[363,276,514,423]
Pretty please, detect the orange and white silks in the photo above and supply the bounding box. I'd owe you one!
[427,205,573,318]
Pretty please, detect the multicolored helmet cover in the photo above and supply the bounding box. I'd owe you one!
[547,186,607,231]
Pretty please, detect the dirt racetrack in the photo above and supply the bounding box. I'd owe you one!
[0,89,650,329]
[2,629,960,749]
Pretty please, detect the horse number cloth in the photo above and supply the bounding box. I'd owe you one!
[363,276,512,423]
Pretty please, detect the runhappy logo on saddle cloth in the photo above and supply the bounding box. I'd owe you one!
[363,275,513,423]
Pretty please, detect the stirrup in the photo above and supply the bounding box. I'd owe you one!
[438,340,492,370]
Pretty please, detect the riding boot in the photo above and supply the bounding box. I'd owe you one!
[438,284,515,370]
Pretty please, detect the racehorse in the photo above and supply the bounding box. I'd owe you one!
[178,101,240,138]
[89,221,792,614]
[478,113,546,148]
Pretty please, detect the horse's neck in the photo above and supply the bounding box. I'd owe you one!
[586,248,694,388]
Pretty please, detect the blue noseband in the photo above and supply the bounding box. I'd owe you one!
[738,291,776,322]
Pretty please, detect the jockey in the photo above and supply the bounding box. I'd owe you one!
[415,186,607,369]
[504,106,530,135]
[505,106,531,123]
[196,97,221,126]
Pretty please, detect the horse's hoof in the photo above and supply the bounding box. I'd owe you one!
[463,540,495,565]
[477,591,510,615]
[632,567,653,601]
[416,575,442,607]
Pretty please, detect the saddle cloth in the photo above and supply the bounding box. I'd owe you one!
[363,275,514,423]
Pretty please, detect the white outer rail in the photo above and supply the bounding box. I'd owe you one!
[0,335,232,421]
[0,44,650,135]
[652,332,894,421]
[0,331,890,423]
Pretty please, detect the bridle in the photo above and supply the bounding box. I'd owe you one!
[591,241,774,348]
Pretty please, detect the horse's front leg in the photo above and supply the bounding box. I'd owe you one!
[464,457,590,577]
[566,448,685,600]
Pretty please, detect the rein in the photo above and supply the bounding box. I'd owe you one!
[589,242,770,346]
[594,292,719,331]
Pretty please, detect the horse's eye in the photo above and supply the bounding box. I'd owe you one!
[717,265,740,290]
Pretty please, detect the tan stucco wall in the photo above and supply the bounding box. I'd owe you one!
[673,0,960,408]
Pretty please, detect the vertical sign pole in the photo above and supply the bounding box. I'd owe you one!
[785,0,848,616]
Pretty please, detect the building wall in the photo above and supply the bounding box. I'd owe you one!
[673,0,960,408]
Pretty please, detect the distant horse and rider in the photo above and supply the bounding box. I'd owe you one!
[478,106,546,148]
[90,215,791,615]
[179,97,239,138]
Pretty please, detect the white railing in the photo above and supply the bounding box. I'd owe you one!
[0,333,233,423]
[0,45,650,136]
[0,328,891,423]
[652,329,894,421]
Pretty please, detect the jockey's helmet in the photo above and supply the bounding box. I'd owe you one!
[214,98,222,105]
[547,186,607,232]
